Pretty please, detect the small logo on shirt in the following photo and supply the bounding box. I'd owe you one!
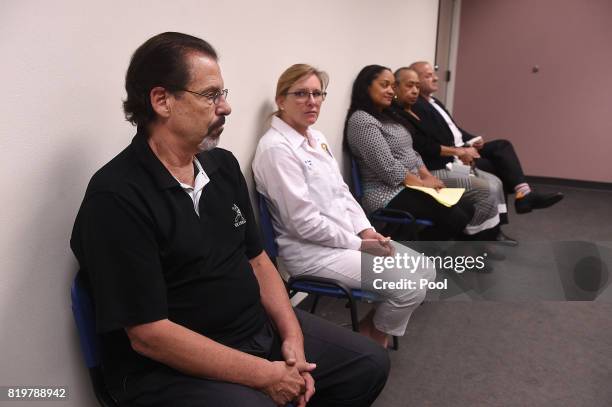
[304,159,313,169]
[232,204,246,227]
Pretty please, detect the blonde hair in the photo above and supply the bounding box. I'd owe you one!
[274,64,329,117]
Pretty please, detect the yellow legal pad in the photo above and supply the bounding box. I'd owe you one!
[405,186,465,207]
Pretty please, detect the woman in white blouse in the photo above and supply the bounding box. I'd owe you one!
[253,64,435,348]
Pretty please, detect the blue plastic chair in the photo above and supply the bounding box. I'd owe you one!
[256,192,398,350]
[71,272,119,407]
[350,157,433,231]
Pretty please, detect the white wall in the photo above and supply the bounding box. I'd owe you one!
[0,1,438,405]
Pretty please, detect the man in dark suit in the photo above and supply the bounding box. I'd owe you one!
[409,61,563,215]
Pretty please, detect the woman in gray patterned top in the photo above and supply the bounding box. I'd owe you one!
[344,65,500,240]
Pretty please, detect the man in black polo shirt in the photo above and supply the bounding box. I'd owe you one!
[70,32,389,407]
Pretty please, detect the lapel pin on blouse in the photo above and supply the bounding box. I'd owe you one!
[321,143,333,158]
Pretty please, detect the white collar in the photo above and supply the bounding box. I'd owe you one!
[175,157,208,191]
[271,116,317,151]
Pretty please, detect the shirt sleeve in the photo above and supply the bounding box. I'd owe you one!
[346,112,408,187]
[460,127,477,143]
[320,132,373,235]
[336,173,373,234]
[230,153,264,260]
[254,145,363,251]
[74,192,168,333]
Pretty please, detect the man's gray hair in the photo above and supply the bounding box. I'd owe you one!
[394,67,418,83]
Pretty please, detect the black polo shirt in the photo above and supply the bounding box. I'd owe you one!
[70,131,266,385]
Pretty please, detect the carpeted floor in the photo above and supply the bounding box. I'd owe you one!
[297,183,612,406]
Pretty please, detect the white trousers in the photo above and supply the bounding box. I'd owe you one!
[299,241,436,336]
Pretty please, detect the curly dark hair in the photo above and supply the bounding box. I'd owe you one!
[123,32,217,128]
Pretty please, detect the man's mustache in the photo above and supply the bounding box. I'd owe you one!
[208,116,226,134]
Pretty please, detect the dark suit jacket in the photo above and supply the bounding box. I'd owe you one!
[408,96,478,169]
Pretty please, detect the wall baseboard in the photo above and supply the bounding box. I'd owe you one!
[526,175,612,191]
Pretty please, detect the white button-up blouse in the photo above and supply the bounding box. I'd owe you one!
[253,116,372,274]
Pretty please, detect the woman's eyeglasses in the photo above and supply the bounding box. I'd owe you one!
[285,90,327,103]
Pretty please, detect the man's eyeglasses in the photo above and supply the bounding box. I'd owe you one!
[174,88,229,105]
[285,90,327,103]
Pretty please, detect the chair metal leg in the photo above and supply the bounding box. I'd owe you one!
[309,294,320,314]
[347,298,359,332]
[391,335,399,351]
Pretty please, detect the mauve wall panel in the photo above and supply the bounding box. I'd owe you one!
[453,0,612,182]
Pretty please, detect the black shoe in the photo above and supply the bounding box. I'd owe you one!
[495,230,518,247]
[515,191,564,214]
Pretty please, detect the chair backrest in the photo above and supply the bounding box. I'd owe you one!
[350,157,364,202]
[71,272,100,369]
[71,272,118,407]
[257,192,279,260]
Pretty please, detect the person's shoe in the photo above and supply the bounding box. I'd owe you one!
[515,191,564,214]
[457,242,501,269]
[495,230,518,247]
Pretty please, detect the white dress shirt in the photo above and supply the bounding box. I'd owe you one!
[253,116,373,274]
[429,97,464,147]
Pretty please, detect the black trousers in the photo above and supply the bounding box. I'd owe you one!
[475,139,526,193]
[384,187,475,241]
[118,310,390,407]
